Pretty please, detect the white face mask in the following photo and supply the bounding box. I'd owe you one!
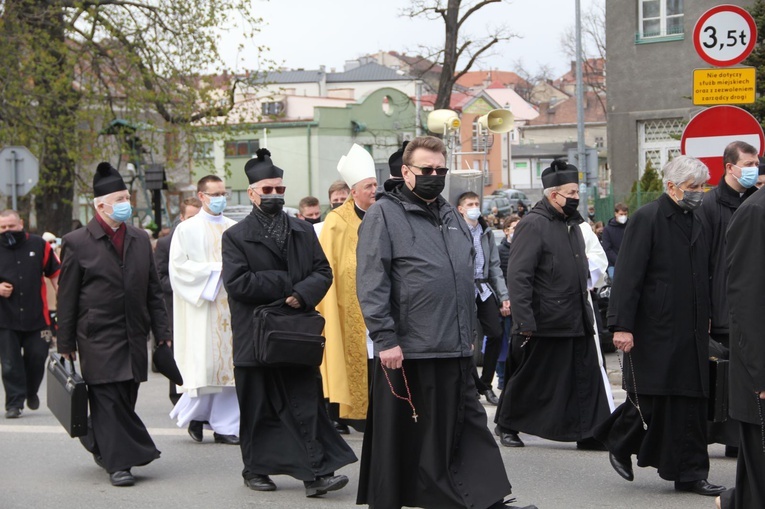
[465,207,481,221]
[616,215,628,224]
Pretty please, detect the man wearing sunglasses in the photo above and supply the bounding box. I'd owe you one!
[357,136,531,509]
[222,148,356,498]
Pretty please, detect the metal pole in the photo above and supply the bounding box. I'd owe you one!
[575,0,587,217]
[10,150,18,211]
[415,81,422,137]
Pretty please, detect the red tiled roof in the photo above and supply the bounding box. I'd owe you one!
[526,91,606,126]
[455,70,531,90]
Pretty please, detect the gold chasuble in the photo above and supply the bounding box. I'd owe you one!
[317,199,368,420]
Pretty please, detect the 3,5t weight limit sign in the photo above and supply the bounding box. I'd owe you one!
[694,5,757,67]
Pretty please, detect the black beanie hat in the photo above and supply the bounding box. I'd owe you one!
[93,162,127,197]
[541,159,579,189]
[387,141,409,179]
[244,148,284,184]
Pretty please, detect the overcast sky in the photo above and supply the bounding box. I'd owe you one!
[220,0,605,79]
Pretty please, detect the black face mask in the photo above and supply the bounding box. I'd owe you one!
[560,197,580,217]
[1,230,25,247]
[411,175,445,201]
[303,216,321,225]
[331,202,343,210]
[258,196,284,215]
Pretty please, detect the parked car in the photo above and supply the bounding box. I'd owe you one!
[481,195,513,218]
[492,188,532,213]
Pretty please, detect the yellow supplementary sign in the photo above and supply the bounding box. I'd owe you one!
[693,67,756,105]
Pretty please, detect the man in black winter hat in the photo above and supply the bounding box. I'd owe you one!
[495,159,611,450]
[58,162,171,487]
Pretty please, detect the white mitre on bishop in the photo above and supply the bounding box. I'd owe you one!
[337,144,376,187]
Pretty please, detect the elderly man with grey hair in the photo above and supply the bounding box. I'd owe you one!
[594,156,726,497]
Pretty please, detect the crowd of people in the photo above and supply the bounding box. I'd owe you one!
[1,137,763,509]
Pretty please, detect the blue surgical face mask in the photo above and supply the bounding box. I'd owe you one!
[465,207,481,221]
[734,165,759,189]
[108,201,132,223]
[208,196,227,215]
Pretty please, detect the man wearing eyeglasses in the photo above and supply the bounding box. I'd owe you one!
[356,136,531,509]
[168,175,239,445]
[495,159,611,451]
[222,148,356,497]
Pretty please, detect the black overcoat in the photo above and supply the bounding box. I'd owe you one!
[57,218,170,384]
[607,193,710,397]
[726,187,765,425]
[697,175,756,335]
[222,210,332,366]
[506,198,594,337]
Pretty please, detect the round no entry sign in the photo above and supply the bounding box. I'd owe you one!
[681,105,765,183]
[694,4,757,67]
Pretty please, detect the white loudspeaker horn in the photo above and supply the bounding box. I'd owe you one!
[477,109,515,134]
[427,109,461,134]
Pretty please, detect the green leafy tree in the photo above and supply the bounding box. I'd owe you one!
[0,0,267,233]
[743,0,765,129]
[626,159,663,211]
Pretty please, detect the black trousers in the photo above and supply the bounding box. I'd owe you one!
[720,420,765,509]
[595,394,709,482]
[0,328,48,411]
[474,294,503,392]
[79,381,160,473]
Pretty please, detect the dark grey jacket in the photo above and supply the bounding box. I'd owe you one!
[356,187,476,359]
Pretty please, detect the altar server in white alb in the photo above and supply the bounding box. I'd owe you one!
[169,175,240,444]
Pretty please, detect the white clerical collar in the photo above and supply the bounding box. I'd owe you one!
[199,208,226,223]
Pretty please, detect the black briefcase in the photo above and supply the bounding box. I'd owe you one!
[708,358,729,423]
[252,301,326,367]
[46,352,88,437]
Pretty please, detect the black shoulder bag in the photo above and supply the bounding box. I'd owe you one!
[252,300,326,367]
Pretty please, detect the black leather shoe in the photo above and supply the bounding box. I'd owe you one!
[109,470,135,487]
[244,474,276,491]
[333,421,350,435]
[213,432,240,445]
[487,498,539,509]
[608,452,634,481]
[304,474,349,497]
[27,394,40,410]
[576,437,607,451]
[494,426,524,447]
[674,479,726,496]
[187,420,203,442]
[482,389,500,405]
[4,408,21,419]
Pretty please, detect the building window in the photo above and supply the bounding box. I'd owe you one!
[262,101,284,116]
[225,139,260,158]
[472,121,493,151]
[595,136,605,149]
[193,141,214,160]
[638,0,684,42]
[637,118,684,175]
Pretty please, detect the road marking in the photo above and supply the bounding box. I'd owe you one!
[0,424,188,435]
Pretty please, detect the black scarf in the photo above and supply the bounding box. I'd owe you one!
[252,206,289,256]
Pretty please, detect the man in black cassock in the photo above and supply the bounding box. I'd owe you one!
[356,136,535,509]
[718,183,765,509]
[697,140,759,454]
[494,159,611,449]
[57,162,170,487]
[222,148,356,498]
[594,155,726,497]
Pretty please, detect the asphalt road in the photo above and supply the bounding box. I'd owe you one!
[0,352,734,509]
